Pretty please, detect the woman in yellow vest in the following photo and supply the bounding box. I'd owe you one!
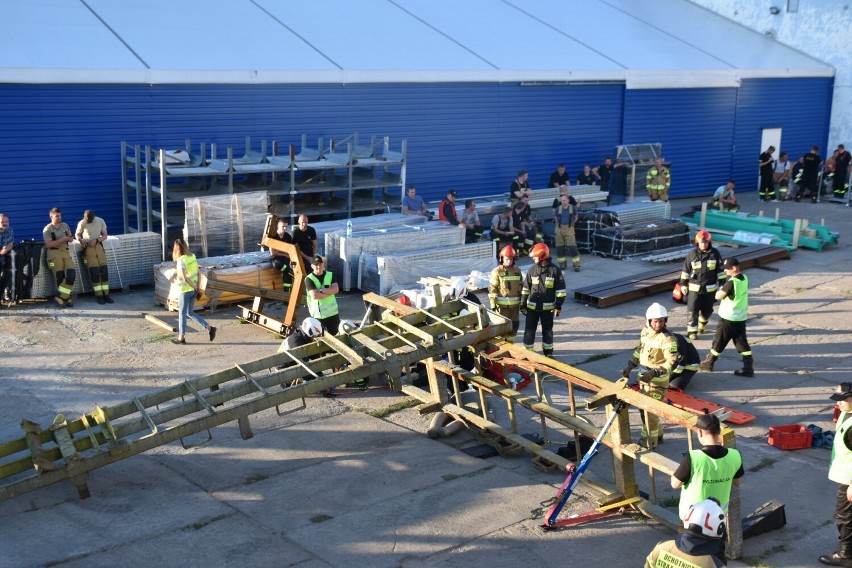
[821,383,852,566]
[171,238,216,345]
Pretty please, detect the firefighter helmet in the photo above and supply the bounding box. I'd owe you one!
[645,302,668,321]
[301,317,323,338]
[339,319,357,334]
[451,277,468,299]
[529,243,550,261]
[397,294,412,306]
[499,245,516,261]
[695,230,712,244]
[683,498,726,539]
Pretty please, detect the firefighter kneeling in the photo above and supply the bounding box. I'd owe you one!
[521,243,566,357]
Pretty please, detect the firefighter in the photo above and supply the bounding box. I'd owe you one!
[700,257,753,377]
[646,157,671,202]
[488,245,522,339]
[521,243,566,357]
[621,302,678,447]
[75,210,113,304]
[645,498,728,568]
[42,207,76,307]
[670,332,701,391]
[680,230,725,340]
[553,192,581,271]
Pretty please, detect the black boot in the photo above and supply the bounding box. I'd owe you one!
[819,544,852,566]
[699,354,717,372]
[735,355,754,377]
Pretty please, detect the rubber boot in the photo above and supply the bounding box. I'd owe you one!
[699,354,717,372]
[697,323,706,335]
[543,348,554,357]
[819,543,852,566]
[734,355,754,377]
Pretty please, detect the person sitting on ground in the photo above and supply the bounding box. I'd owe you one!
[710,180,737,211]
[645,498,729,567]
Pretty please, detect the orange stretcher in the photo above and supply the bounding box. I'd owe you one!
[629,384,756,425]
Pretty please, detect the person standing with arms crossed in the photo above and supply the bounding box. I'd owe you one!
[171,238,216,345]
[43,208,76,308]
[305,255,340,336]
[820,383,852,567]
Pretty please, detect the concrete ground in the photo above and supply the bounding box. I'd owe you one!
[0,193,848,568]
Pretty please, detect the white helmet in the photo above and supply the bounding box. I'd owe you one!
[451,277,468,299]
[301,317,323,338]
[682,498,726,539]
[645,302,668,321]
[339,319,358,334]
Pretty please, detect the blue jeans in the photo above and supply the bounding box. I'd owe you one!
[178,289,209,337]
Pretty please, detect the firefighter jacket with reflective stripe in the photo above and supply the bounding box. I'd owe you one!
[830,411,852,485]
[631,326,678,385]
[488,264,522,308]
[521,262,566,311]
[678,447,742,519]
[673,333,701,374]
[718,274,748,322]
[177,254,199,293]
[645,539,724,568]
[646,166,670,190]
[680,246,725,293]
[306,271,339,319]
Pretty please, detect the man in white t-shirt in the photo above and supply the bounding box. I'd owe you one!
[773,151,792,200]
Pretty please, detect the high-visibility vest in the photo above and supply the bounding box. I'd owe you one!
[678,448,742,519]
[718,275,748,322]
[178,254,199,293]
[830,411,852,485]
[306,271,339,319]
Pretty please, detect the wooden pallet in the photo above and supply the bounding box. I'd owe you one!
[573,245,790,308]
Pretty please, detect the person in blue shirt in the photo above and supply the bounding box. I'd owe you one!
[402,185,428,216]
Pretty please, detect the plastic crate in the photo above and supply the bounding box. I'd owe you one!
[768,424,813,450]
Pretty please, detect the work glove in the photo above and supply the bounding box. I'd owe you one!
[639,369,658,383]
[554,308,561,317]
[621,366,634,379]
[196,291,203,301]
[681,288,687,299]
[520,306,527,316]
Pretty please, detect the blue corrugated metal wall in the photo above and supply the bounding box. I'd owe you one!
[0,82,624,240]
[732,77,834,189]
[623,87,738,198]
[0,78,833,241]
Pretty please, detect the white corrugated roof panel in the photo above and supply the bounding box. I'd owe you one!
[0,0,833,84]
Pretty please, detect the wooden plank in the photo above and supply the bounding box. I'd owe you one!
[574,246,790,308]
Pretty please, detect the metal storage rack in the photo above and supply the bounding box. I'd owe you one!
[612,143,669,203]
[121,134,407,260]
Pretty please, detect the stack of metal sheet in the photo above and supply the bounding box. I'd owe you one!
[325,224,466,291]
[30,232,162,298]
[358,242,496,295]
[594,200,671,225]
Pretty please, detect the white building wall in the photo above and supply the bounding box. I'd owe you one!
[689,0,851,149]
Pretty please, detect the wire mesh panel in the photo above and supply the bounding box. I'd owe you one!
[30,232,161,298]
[358,242,496,294]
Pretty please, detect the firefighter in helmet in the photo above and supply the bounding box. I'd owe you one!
[488,245,522,340]
[521,243,566,356]
[622,302,678,447]
[680,230,725,340]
